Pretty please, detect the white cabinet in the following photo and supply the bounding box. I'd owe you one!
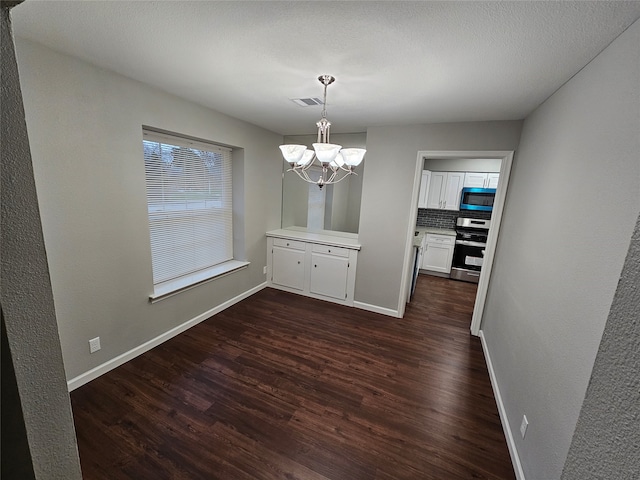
[271,239,305,290]
[421,233,454,274]
[267,231,359,306]
[487,173,500,189]
[427,172,464,210]
[417,170,432,209]
[310,245,350,300]
[463,172,488,188]
[463,172,500,189]
[443,173,465,210]
[426,172,446,209]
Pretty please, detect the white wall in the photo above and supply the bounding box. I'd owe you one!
[357,121,522,312]
[15,38,283,382]
[481,19,640,480]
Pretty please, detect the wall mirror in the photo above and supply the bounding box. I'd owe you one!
[281,132,366,234]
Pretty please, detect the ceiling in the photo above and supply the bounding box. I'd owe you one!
[11,1,640,136]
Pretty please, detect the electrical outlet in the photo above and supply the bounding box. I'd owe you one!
[263,266,267,274]
[520,415,529,439]
[89,337,101,354]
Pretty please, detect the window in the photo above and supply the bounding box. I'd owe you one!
[142,129,246,300]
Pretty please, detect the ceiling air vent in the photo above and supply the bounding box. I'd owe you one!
[290,97,323,107]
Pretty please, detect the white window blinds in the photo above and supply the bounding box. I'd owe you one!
[142,130,233,286]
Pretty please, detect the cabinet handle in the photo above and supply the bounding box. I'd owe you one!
[286,242,290,246]
[297,261,300,264]
[328,249,331,253]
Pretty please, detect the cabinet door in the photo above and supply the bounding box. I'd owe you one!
[309,253,349,300]
[443,172,465,210]
[417,170,431,208]
[487,173,500,189]
[422,243,454,273]
[272,246,305,290]
[464,172,487,188]
[427,172,446,209]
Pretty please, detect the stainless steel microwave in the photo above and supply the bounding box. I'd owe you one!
[459,187,496,212]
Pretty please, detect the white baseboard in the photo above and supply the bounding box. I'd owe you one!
[479,330,526,480]
[353,301,400,318]
[67,282,268,391]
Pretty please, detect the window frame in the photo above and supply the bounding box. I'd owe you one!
[142,128,248,302]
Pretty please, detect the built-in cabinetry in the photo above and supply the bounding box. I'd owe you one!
[267,229,359,306]
[418,170,500,210]
[421,233,455,274]
[427,172,465,211]
[463,172,499,189]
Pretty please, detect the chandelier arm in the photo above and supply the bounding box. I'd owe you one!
[329,170,352,185]
[326,170,338,184]
[288,167,315,184]
[301,169,318,184]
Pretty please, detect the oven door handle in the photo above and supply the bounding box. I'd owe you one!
[455,240,487,247]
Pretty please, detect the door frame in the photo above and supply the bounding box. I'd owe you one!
[399,150,514,336]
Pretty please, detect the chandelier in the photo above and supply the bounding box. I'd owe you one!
[279,75,366,188]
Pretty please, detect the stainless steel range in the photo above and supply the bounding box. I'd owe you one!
[450,217,491,283]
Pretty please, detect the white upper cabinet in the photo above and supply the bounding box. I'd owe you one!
[417,170,432,208]
[427,172,464,210]
[487,173,500,189]
[464,172,500,189]
[464,172,488,188]
[425,171,498,210]
[426,172,446,209]
[443,172,464,210]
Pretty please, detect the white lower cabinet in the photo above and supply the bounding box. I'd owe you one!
[310,253,349,300]
[271,240,305,290]
[267,232,359,306]
[421,233,454,274]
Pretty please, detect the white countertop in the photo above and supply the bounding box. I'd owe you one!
[266,227,361,250]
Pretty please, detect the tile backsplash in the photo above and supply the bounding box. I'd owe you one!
[416,209,492,229]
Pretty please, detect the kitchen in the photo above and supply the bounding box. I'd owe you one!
[409,157,502,306]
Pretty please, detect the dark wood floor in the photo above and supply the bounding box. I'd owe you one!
[71,275,515,480]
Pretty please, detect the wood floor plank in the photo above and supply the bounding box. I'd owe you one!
[71,275,515,479]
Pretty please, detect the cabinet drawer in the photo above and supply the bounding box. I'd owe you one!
[426,234,454,245]
[311,244,350,258]
[273,238,306,251]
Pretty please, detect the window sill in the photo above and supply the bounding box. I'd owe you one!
[149,260,250,303]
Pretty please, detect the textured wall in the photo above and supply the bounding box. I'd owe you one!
[481,19,640,480]
[1,7,82,478]
[561,213,640,478]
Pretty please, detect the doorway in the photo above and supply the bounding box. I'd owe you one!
[399,150,514,335]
